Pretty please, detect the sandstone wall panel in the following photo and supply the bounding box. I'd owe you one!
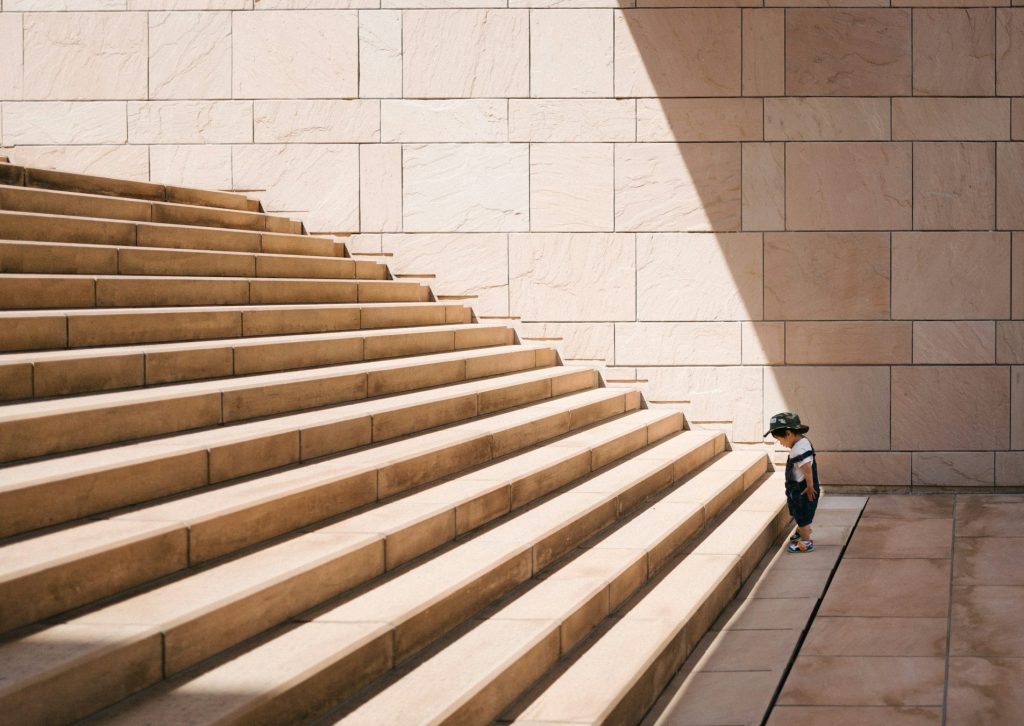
[892,367,1010,451]
[0,14,24,101]
[359,10,402,98]
[742,9,784,97]
[893,99,1009,141]
[2,145,149,180]
[913,142,995,230]
[509,233,635,322]
[615,323,742,365]
[515,322,615,363]
[508,100,635,143]
[912,453,994,488]
[914,322,997,365]
[255,101,379,143]
[128,101,253,145]
[360,144,402,233]
[150,145,233,190]
[765,98,890,142]
[743,322,785,366]
[3,102,127,145]
[742,143,785,231]
[636,99,761,142]
[641,366,762,442]
[381,100,506,143]
[817,452,911,489]
[997,9,1024,96]
[786,322,912,365]
[892,232,1010,320]
[531,10,613,98]
[530,144,614,232]
[149,11,231,100]
[996,143,1024,229]
[764,232,891,320]
[913,9,994,96]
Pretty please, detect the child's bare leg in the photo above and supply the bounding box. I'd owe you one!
[797,524,812,541]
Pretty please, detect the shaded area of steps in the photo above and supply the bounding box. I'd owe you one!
[0,159,794,726]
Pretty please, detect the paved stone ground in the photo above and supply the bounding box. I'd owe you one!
[646,493,1024,725]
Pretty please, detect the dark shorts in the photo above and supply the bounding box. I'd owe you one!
[785,483,819,527]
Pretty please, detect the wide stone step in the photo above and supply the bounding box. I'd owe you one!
[511,473,789,726]
[0,301,472,352]
[0,211,340,258]
[0,409,677,670]
[0,239,384,280]
[338,449,768,726]
[0,366,606,538]
[0,161,259,212]
[0,273,429,309]
[0,323,514,401]
[0,184,298,233]
[0,346,561,465]
[75,426,718,726]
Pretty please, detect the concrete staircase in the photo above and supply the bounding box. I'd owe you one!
[0,160,790,725]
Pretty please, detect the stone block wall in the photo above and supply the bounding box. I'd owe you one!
[1,1,1023,489]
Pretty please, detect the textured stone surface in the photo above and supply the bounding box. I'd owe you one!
[778,656,945,707]
[817,452,911,488]
[403,10,528,98]
[508,100,634,142]
[403,144,529,232]
[359,10,401,98]
[614,10,741,97]
[786,143,912,230]
[892,366,1010,451]
[531,10,612,98]
[232,144,359,233]
[3,146,149,180]
[786,10,911,96]
[150,145,233,190]
[742,9,784,96]
[254,101,378,143]
[641,366,762,441]
[997,143,1024,230]
[636,233,762,321]
[764,233,890,320]
[743,322,784,365]
[948,658,1024,723]
[742,143,784,231]
[149,11,231,100]
[1016,234,1024,320]
[912,453,995,488]
[509,233,634,321]
[786,322,912,365]
[615,143,741,232]
[384,234,508,316]
[233,11,358,99]
[636,99,761,142]
[998,322,1024,364]
[914,9,994,96]
[892,233,1010,320]
[24,12,147,100]
[996,453,1024,485]
[914,143,995,230]
[914,322,996,365]
[516,322,614,363]
[0,14,23,101]
[997,9,1024,96]
[1015,99,1024,140]
[381,100,505,143]
[1016,367,1024,451]
[359,144,402,233]
[3,102,127,145]
[128,101,252,144]
[765,98,890,141]
[530,144,614,232]
[765,367,890,450]
[893,98,1009,141]
[129,1,250,7]
[616,323,741,365]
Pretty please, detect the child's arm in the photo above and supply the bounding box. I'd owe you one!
[799,462,816,501]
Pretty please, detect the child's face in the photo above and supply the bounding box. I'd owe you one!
[773,430,797,448]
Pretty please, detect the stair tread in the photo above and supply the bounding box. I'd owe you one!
[0,323,509,365]
[0,370,606,542]
[77,425,718,725]
[0,238,379,273]
[2,162,258,212]
[0,348,557,421]
[512,473,787,726]
[0,185,288,230]
[338,449,766,726]
[0,300,449,319]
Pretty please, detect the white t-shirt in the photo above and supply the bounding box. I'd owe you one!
[788,438,814,483]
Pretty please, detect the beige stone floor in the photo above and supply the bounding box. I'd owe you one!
[646,493,1024,726]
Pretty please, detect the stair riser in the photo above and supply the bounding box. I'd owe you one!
[0,304,470,352]
[2,163,257,212]
[0,349,555,464]
[0,393,630,639]
[0,242,384,280]
[0,328,514,401]
[0,186,297,233]
[193,433,718,725]
[0,212,337,258]
[0,277,427,310]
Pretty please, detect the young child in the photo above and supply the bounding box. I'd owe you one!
[764,412,821,553]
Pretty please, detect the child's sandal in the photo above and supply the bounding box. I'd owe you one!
[787,540,814,553]
[789,531,801,542]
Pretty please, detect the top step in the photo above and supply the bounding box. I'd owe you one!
[0,161,260,214]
